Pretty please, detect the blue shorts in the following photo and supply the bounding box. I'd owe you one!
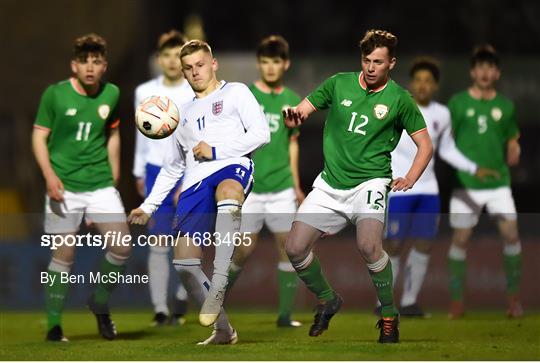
[173,162,254,236]
[385,194,440,240]
[145,163,182,235]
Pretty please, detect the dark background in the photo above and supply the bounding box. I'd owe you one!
[1,0,539,225]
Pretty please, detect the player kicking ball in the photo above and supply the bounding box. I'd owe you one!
[227,35,304,328]
[33,34,132,341]
[129,40,270,345]
[282,29,433,343]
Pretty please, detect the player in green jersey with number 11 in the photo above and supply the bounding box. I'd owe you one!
[283,29,433,343]
[32,34,131,342]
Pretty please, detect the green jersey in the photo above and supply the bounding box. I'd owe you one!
[307,72,426,190]
[249,84,301,193]
[448,91,519,189]
[34,78,120,192]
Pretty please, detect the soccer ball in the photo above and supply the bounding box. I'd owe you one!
[135,95,179,139]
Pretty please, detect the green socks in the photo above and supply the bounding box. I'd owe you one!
[448,245,467,302]
[45,266,70,330]
[295,253,336,302]
[277,265,299,319]
[367,253,398,318]
[503,243,522,295]
[92,253,126,306]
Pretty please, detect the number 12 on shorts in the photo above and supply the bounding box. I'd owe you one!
[366,190,384,209]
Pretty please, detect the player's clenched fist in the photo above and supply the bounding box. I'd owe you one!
[193,141,213,161]
[128,208,151,225]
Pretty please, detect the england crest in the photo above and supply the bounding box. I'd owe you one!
[212,100,223,116]
[373,104,389,120]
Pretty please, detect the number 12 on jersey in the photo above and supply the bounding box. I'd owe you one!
[347,112,369,135]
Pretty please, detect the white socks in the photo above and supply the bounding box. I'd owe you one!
[174,258,232,332]
[401,248,430,307]
[212,199,242,290]
[148,246,171,314]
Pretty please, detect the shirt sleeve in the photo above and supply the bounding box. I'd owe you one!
[139,131,186,215]
[213,84,270,160]
[132,86,147,178]
[305,75,336,111]
[34,85,55,130]
[437,108,477,175]
[398,92,427,135]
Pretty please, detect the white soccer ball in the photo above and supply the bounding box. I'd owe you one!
[135,95,179,139]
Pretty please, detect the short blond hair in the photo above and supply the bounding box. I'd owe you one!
[180,39,212,58]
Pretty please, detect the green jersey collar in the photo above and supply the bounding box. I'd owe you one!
[358,72,389,93]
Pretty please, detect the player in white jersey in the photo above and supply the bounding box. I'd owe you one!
[382,57,498,316]
[133,30,195,327]
[129,40,270,345]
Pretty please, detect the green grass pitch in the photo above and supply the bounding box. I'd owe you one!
[1,310,539,360]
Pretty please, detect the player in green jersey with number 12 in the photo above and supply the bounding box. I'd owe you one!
[227,35,304,328]
[283,29,433,343]
[32,34,131,342]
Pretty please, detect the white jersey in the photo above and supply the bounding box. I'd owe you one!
[132,76,195,178]
[391,101,477,195]
[140,81,270,214]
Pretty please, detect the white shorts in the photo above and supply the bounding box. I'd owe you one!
[241,188,297,233]
[44,186,127,234]
[449,187,517,229]
[295,175,391,235]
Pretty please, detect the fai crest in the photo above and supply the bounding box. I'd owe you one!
[491,107,502,122]
[212,100,223,116]
[98,105,110,120]
[373,104,389,120]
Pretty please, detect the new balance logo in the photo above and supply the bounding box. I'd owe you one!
[341,99,352,107]
[65,108,77,116]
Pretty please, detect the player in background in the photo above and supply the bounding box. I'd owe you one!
[129,40,270,344]
[227,35,304,328]
[33,34,131,341]
[381,57,500,317]
[447,45,523,319]
[283,29,433,343]
[133,30,195,327]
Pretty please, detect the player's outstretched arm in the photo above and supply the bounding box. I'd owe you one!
[282,98,316,128]
[32,127,65,202]
[391,129,433,192]
[438,117,500,181]
[139,135,187,215]
[127,208,151,225]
